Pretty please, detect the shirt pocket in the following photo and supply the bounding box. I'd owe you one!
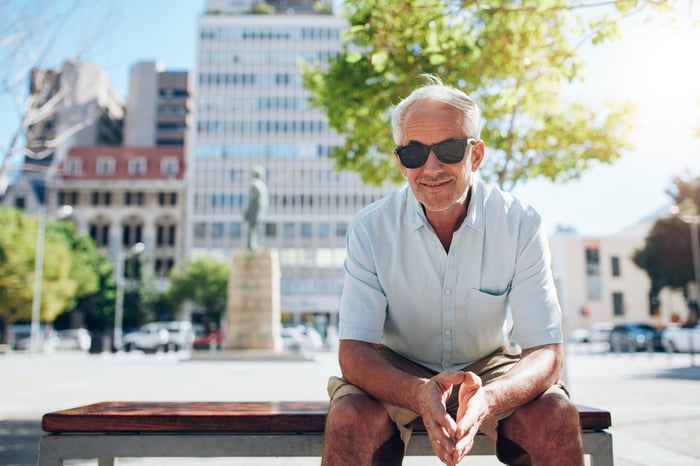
[459,288,510,345]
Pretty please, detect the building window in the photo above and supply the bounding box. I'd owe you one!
[89,222,110,247]
[265,222,277,237]
[128,157,148,175]
[585,246,602,300]
[229,222,241,238]
[301,222,313,238]
[155,257,175,278]
[194,223,206,239]
[212,222,224,238]
[64,157,82,175]
[612,292,624,316]
[283,222,295,238]
[336,223,348,237]
[318,222,330,238]
[611,256,621,277]
[91,191,110,206]
[122,223,143,247]
[161,157,180,176]
[96,157,115,175]
[156,224,177,247]
[57,191,78,206]
[158,192,178,206]
[125,192,144,206]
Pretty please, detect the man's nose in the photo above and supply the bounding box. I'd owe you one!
[422,149,442,172]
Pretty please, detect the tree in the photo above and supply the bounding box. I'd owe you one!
[0,206,98,340]
[301,0,687,189]
[633,177,700,323]
[166,257,231,327]
[53,222,116,332]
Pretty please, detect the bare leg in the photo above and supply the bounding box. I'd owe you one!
[322,394,399,466]
[498,393,584,466]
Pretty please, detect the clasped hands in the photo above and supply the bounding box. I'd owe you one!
[417,370,486,466]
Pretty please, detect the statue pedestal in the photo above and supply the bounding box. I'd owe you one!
[223,249,282,351]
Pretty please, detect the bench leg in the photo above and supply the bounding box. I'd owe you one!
[98,458,115,466]
[583,431,614,466]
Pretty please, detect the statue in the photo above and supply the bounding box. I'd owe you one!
[243,165,268,250]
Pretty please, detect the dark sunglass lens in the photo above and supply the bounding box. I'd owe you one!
[435,140,467,164]
[399,145,427,168]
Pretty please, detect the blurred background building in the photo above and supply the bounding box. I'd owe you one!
[187,0,394,329]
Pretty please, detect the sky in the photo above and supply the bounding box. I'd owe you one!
[1,0,699,237]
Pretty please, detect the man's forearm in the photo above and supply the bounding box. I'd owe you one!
[481,343,564,419]
[338,340,429,413]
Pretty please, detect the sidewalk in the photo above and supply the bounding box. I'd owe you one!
[1,347,698,465]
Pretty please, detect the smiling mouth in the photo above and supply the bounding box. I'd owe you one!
[421,179,451,188]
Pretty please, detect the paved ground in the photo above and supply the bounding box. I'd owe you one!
[1,344,699,465]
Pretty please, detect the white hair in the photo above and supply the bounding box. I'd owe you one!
[391,74,482,144]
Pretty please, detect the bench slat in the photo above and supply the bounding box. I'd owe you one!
[42,401,610,434]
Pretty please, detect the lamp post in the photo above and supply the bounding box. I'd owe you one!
[30,205,74,353]
[113,242,145,351]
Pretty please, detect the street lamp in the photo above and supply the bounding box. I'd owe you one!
[113,242,145,351]
[30,205,74,353]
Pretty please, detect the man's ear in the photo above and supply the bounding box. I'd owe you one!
[471,140,485,171]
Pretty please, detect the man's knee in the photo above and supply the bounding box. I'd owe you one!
[499,394,582,454]
[326,394,395,436]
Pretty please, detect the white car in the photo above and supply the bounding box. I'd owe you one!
[122,323,169,352]
[661,324,700,353]
[55,329,92,351]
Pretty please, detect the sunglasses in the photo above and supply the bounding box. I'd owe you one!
[395,138,477,169]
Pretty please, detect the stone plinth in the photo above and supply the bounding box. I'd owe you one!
[223,249,282,351]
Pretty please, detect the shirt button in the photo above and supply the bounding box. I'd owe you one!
[445,288,452,296]
[445,329,452,336]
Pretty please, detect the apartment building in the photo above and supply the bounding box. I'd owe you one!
[2,60,124,215]
[49,62,191,288]
[550,217,686,337]
[52,145,186,288]
[189,0,395,327]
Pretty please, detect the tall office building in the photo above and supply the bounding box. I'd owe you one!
[189,0,395,328]
[125,62,191,147]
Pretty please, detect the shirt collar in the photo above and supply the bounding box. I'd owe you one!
[406,178,485,232]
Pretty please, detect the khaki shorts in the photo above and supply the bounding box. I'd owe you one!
[327,345,569,458]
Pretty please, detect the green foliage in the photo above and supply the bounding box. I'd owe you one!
[0,207,35,324]
[633,216,694,295]
[634,176,700,322]
[301,0,662,189]
[166,256,230,325]
[0,206,111,328]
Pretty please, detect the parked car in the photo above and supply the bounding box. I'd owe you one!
[122,323,169,353]
[55,329,92,351]
[10,323,57,351]
[661,323,700,353]
[569,322,614,344]
[123,321,195,353]
[193,327,225,350]
[281,325,323,352]
[609,322,664,352]
[160,321,195,351]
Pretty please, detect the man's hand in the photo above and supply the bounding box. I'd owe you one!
[415,371,467,465]
[450,372,486,465]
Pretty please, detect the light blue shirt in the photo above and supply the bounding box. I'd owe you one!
[338,179,563,372]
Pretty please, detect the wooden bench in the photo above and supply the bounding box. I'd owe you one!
[38,401,613,465]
